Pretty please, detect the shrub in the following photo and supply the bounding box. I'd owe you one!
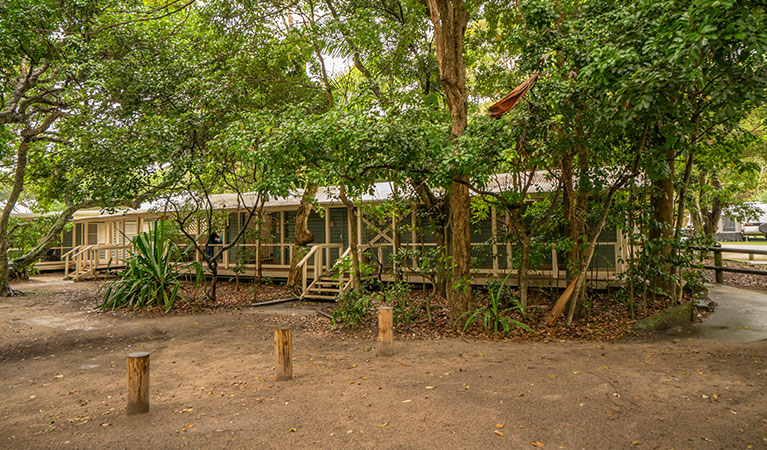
[385,281,422,326]
[461,272,531,336]
[331,289,372,326]
[100,221,201,312]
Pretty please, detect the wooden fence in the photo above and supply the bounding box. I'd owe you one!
[695,246,767,283]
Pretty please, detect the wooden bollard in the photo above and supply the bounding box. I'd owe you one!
[378,307,394,356]
[274,327,292,381]
[714,249,724,284]
[126,352,149,415]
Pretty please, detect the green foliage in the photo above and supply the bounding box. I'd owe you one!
[100,221,201,313]
[331,281,424,327]
[331,288,372,326]
[331,252,375,281]
[7,216,62,256]
[384,281,421,326]
[461,273,531,336]
[391,247,446,290]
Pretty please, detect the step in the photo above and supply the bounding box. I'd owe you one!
[300,294,336,300]
[316,277,340,283]
[306,287,342,294]
[313,280,343,287]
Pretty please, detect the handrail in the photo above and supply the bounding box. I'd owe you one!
[693,245,767,256]
[72,245,94,259]
[62,245,82,258]
[298,246,319,294]
[87,244,131,251]
[296,245,319,268]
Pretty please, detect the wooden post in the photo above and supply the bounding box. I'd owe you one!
[274,327,293,381]
[378,307,394,356]
[714,249,724,284]
[126,352,149,415]
[280,210,286,266]
[491,207,499,276]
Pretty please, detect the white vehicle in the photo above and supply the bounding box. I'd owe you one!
[741,203,767,240]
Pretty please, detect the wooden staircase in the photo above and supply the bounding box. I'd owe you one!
[63,245,95,281]
[63,244,130,281]
[301,272,351,300]
[297,245,353,301]
[66,262,95,281]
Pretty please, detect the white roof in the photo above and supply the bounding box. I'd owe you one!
[15,171,621,222]
[0,201,33,215]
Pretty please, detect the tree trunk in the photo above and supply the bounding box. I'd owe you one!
[0,138,29,297]
[566,145,589,322]
[255,201,266,284]
[649,146,675,296]
[702,173,723,240]
[426,0,471,322]
[392,211,402,282]
[434,224,448,299]
[410,180,447,298]
[209,262,218,302]
[339,186,361,291]
[287,182,319,290]
[519,232,531,309]
[448,177,472,318]
[549,183,625,326]
[0,238,10,296]
[561,150,577,282]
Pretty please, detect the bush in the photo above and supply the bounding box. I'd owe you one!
[100,221,201,312]
[331,289,372,326]
[385,281,422,326]
[461,272,531,336]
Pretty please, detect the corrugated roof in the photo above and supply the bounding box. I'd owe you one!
[12,172,585,222]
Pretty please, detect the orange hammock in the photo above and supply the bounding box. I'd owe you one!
[487,72,540,118]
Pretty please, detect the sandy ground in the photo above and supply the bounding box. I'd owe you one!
[1,277,766,449]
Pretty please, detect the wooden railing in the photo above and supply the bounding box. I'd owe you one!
[64,244,131,280]
[62,245,82,278]
[294,243,344,295]
[194,242,294,268]
[358,240,619,281]
[694,245,767,283]
[337,247,352,293]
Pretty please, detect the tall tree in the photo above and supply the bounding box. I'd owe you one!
[426,0,472,320]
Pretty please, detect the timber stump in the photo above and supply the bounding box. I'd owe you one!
[378,307,394,356]
[274,327,293,381]
[126,352,150,415]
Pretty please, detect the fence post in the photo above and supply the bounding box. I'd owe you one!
[714,248,724,284]
[274,327,293,381]
[126,352,150,415]
[378,307,394,356]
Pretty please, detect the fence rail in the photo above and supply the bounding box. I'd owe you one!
[693,246,767,283]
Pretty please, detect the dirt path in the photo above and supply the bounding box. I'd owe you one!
[1,277,766,449]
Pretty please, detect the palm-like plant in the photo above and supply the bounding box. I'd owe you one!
[461,272,531,336]
[100,221,201,312]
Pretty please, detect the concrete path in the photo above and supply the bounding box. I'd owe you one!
[720,244,767,251]
[694,284,767,342]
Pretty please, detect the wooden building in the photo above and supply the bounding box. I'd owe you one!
[21,178,626,299]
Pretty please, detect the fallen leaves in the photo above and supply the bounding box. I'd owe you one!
[532,441,544,447]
